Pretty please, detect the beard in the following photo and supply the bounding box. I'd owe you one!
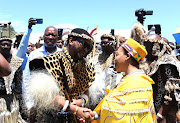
[1,49,11,58]
[76,52,83,60]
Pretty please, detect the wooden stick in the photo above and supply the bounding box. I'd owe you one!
[92,25,98,67]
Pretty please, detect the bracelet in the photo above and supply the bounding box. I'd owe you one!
[157,113,164,119]
[81,94,88,106]
[73,106,79,115]
[66,103,71,112]
[62,100,69,111]
[93,111,98,119]
[81,98,85,107]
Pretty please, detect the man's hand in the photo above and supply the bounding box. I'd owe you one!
[76,107,95,122]
[54,95,95,122]
[54,95,66,110]
[28,17,36,29]
[71,99,83,107]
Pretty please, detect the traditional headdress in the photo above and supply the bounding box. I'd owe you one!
[0,37,12,43]
[130,23,147,44]
[68,28,94,43]
[101,33,116,45]
[143,37,172,58]
[15,32,24,37]
[122,38,148,63]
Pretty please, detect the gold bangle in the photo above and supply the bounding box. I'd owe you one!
[73,106,79,115]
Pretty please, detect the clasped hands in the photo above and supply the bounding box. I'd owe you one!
[54,95,95,122]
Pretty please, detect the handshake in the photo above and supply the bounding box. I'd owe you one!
[54,95,97,123]
[76,106,96,122]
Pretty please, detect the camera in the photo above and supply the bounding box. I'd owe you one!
[135,9,153,17]
[135,8,153,25]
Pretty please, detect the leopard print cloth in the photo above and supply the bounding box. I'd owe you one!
[30,51,95,100]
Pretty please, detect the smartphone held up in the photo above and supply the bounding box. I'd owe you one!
[35,18,43,24]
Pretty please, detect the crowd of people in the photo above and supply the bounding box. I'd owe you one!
[0,17,179,123]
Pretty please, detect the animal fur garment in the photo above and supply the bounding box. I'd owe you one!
[28,70,60,111]
[130,23,147,44]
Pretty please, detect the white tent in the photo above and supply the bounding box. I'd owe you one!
[54,24,79,35]
[0,21,9,25]
[29,32,44,44]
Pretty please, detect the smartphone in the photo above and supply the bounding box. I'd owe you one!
[154,24,161,35]
[111,29,114,36]
[35,18,43,24]
[58,29,63,40]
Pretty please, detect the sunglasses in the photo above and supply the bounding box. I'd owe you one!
[0,43,12,47]
[101,41,113,46]
[75,38,93,51]
[28,44,35,47]
[101,42,108,45]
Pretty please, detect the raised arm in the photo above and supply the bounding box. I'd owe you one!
[0,53,11,76]
[16,18,36,59]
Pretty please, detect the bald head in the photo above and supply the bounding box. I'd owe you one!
[144,34,162,41]
[161,37,169,44]
[43,26,58,49]
[44,26,57,34]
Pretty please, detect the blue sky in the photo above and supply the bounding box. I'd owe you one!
[1,0,180,43]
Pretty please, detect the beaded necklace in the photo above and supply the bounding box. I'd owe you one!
[115,69,145,89]
[62,47,75,66]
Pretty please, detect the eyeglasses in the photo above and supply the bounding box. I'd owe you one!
[75,38,93,51]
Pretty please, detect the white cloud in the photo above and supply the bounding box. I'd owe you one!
[0,13,12,20]
[11,20,26,33]
[0,12,26,33]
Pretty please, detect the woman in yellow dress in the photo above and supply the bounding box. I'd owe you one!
[93,38,156,123]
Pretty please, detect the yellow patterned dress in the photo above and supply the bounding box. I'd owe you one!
[93,70,156,123]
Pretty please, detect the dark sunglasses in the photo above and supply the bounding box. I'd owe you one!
[101,41,114,46]
[28,44,35,47]
[0,43,12,47]
[101,42,108,45]
[75,38,93,51]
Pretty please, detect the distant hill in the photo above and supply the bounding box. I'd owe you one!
[1,26,16,39]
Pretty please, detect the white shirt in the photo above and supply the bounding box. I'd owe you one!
[29,44,62,60]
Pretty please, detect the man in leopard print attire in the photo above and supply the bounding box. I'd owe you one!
[29,28,95,123]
